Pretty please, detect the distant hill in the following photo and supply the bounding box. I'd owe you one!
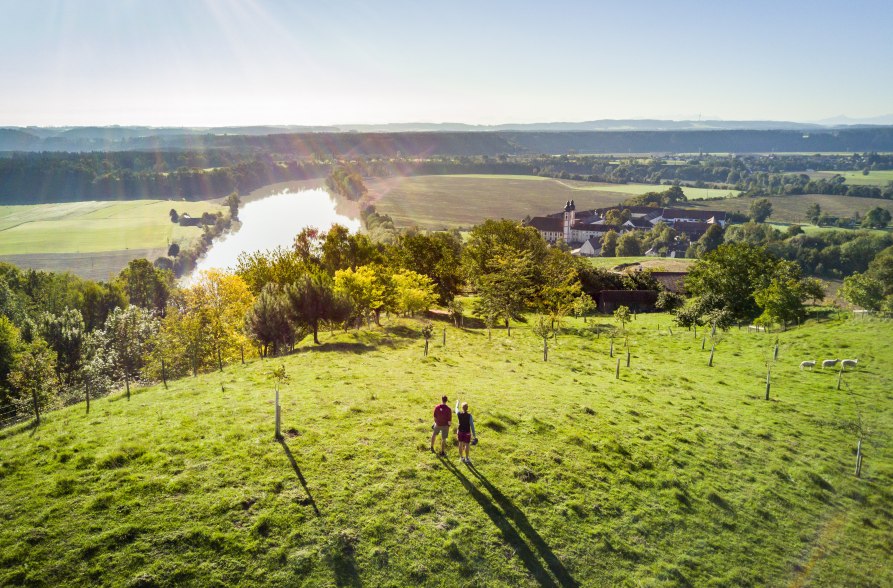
[2,123,893,153]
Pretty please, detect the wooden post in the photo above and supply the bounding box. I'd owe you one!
[443,328,446,347]
[626,349,631,367]
[668,327,673,336]
[424,339,429,357]
[701,336,706,350]
[774,343,779,361]
[85,382,90,414]
[694,324,697,338]
[125,375,130,401]
[708,344,715,367]
[543,339,548,362]
[275,387,281,440]
[837,367,843,390]
[765,366,771,400]
[615,357,620,379]
[32,390,40,424]
[161,359,168,389]
[609,339,614,358]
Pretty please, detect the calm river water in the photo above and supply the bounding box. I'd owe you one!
[189,188,360,278]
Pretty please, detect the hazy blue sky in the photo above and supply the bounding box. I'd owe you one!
[2,0,891,126]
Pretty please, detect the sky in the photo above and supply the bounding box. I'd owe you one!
[1,0,892,127]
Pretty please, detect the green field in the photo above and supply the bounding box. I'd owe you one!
[813,170,893,187]
[685,193,893,224]
[0,200,224,279]
[1,313,890,586]
[368,175,738,229]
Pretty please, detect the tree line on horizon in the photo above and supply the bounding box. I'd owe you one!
[3,151,893,206]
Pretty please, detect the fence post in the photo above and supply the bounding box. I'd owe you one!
[85,382,90,414]
[543,339,548,362]
[161,359,168,389]
[443,328,446,347]
[609,339,614,358]
[708,344,715,367]
[275,387,282,440]
[774,343,779,361]
[32,390,40,424]
[615,357,620,379]
[701,336,706,350]
[424,339,429,357]
[626,349,631,367]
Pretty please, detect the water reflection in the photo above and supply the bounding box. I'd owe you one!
[189,188,359,277]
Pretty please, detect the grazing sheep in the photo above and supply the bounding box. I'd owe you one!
[821,359,840,368]
[800,360,816,370]
[841,359,858,369]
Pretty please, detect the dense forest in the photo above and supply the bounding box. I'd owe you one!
[3,151,893,205]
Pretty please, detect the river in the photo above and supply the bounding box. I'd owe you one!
[188,188,360,278]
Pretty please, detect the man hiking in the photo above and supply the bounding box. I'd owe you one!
[431,395,452,455]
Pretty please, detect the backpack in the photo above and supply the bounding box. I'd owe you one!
[433,404,451,426]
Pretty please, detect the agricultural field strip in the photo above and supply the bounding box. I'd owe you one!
[0,199,224,255]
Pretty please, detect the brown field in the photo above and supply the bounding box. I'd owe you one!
[367,175,676,229]
[0,248,166,281]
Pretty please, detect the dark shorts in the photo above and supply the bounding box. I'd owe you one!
[458,431,471,443]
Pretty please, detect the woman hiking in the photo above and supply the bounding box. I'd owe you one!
[454,399,477,464]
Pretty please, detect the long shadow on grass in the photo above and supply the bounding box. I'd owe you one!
[278,439,320,516]
[294,342,376,355]
[440,457,578,588]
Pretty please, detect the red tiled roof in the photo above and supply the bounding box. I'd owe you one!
[527,217,563,231]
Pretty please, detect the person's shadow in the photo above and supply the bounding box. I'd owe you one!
[440,457,578,588]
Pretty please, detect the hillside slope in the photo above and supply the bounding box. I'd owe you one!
[1,314,891,586]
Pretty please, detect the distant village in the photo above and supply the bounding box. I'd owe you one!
[525,200,727,258]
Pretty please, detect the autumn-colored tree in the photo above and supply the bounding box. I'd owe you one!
[391,269,437,317]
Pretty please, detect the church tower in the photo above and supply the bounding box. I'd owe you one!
[563,199,576,243]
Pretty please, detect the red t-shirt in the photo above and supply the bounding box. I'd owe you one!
[433,403,452,427]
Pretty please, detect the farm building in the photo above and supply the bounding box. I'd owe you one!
[595,290,660,313]
[178,213,202,227]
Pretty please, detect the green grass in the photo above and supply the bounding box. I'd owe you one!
[1,313,891,586]
[812,170,893,187]
[0,200,223,255]
[368,175,738,229]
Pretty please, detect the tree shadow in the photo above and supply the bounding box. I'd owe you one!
[294,342,376,355]
[0,418,38,441]
[278,438,320,516]
[440,457,579,587]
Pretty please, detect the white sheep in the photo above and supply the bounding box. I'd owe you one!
[841,359,858,369]
[799,360,816,370]
[821,359,840,368]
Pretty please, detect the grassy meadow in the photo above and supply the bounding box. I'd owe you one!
[0,200,223,280]
[585,257,694,272]
[367,175,738,230]
[685,193,893,224]
[1,313,891,586]
[811,170,893,187]
[0,200,223,255]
